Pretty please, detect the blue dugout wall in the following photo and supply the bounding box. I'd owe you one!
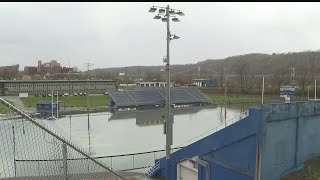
[151,101,320,180]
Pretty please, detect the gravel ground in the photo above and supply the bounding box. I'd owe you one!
[281,156,320,180]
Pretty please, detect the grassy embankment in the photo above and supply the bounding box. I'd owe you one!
[21,95,110,108]
[0,104,11,114]
[208,95,276,104]
[0,100,13,114]
[21,94,278,108]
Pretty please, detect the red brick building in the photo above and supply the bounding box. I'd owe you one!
[24,60,73,75]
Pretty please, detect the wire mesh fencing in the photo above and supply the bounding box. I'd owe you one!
[0,97,124,180]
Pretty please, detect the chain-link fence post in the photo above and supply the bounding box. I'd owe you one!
[62,143,68,180]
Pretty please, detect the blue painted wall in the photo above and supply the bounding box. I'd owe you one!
[152,101,320,180]
[36,102,59,112]
[260,101,320,180]
[155,108,261,180]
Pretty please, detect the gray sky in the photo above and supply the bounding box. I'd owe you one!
[1,2,320,71]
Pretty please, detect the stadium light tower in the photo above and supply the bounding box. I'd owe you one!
[149,5,184,160]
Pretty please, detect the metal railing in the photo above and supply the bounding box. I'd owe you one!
[0,97,124,180]
[145,160,160,177]
[144,109,249,177]
[12,147,185,173]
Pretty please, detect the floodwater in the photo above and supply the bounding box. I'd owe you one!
[45,104,259,170]
[47,105,256,156]
[0,104,260,177]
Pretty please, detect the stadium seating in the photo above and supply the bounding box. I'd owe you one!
[108,88,211,109]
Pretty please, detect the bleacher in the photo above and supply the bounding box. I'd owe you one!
[108,88,212,109]
[108,91,135,107]
[127,90,164,106]
[187,88,211,102]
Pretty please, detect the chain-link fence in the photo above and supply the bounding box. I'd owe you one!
[0,97,124,180]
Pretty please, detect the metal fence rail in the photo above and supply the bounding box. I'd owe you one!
[11,147,184,173]
[0,97,124,180]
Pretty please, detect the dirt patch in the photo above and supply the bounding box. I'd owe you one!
[281,156,320,180]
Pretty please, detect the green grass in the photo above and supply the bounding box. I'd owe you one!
[21,94,278,108]
[0,104,11,114]
[21,95,110,108]
[209,95,263,104]
[0,100,13,114]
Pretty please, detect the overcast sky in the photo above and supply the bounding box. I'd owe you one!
[1,2,320,70]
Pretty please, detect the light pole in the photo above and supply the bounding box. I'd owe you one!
[262,76,265,104]
[223,67,229,127]
[149,5,184,160]
[84,62,93,129]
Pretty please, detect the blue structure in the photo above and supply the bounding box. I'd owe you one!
[36,101,59,118]
[148,101,320,180]
[108,88,212,110]
[280,85,295,96]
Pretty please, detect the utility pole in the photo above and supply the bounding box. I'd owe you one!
[262,76,265,104]
[189,64,192,88]
[84,62,93,129]
[223,67,228,127]
[57,90,59,119]
[165,5,171,160]
[308,85,310,100]
[290,67,295,86]
[68,60,71,95]
[138,66,141,84]
[51,90,54,118]
[315,79,317,100]
[149,5,184,161]
[84,62,93,170]
[125,66,128,89]
[290,67,295,101]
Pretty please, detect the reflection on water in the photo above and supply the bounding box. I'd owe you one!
[109,107,205,127]
[45,104,259,157]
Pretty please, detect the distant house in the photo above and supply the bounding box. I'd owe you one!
[136,81,174,88]
[191,79,217,87]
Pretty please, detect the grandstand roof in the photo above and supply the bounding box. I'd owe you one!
[108,88,211,108]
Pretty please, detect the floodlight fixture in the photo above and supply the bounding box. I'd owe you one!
[149,7,157,13]
[177,11,185,16]
[159,9,165,14]
[163,56,167,63]
[154,15,162,19]
[172,35,180,39]
[162,17,167,22]
[172,17,180,22]
[169,10,176,15]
